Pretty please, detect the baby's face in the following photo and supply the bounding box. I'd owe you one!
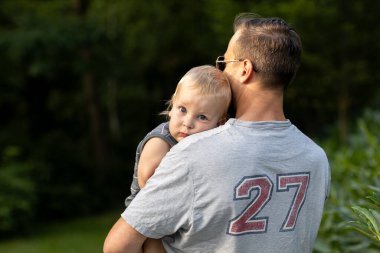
[168,86,224,142]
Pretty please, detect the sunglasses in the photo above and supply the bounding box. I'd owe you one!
[215,56,244,71]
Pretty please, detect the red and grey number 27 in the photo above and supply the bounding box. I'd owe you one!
[227,172,310,235]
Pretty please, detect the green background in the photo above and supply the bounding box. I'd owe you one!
[0,0,379,252]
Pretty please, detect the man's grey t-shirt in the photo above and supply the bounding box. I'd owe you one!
[122,119,330,253]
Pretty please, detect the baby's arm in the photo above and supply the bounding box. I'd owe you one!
[137,137,170,253]
[138,137,171,189]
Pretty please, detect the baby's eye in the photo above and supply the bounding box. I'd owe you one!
[179,106,187,113]
[197,115,208,121]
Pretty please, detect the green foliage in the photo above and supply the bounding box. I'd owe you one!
[315,110,380,252]
[0,0,125,234]
[1,0,380,242]
[281,0,380,138]
[349,192,380,245]
[0,146,36,234]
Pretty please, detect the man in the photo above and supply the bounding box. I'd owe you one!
[104,13,330,253]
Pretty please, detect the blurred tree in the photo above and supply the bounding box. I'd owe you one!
[269,0,380,141]
[73,0,107,182]
[0,0,117,225]
[0,0,380,236]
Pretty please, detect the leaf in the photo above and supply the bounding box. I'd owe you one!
[350,206,380,244]
[352,206,379,235]
[367,194,380,207]
[370,210,380,241]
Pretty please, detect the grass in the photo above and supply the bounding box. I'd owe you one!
[0,210,122,253]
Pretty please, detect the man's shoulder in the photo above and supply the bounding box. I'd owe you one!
[171,123,232,152]
[292,125,328,163]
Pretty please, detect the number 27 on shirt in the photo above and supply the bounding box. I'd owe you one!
[227,172,310,235]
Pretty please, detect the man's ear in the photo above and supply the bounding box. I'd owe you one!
[239,59,254,83]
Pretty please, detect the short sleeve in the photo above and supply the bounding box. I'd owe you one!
[122,149,193,239]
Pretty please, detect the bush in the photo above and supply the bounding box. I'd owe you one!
[349,192,380,245]
[0,146,36,235]
[315,110,380,252]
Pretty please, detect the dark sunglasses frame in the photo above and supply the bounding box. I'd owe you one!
[215,56,244,71]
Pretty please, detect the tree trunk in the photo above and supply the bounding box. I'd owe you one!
[108,80,121,140]
[82,64,106,171]
[338,91,349,143]
[75,0,106,182]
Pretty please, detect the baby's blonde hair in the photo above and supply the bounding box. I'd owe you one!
[162,65,231,121]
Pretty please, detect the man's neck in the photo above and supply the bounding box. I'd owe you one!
[234,86,286,122]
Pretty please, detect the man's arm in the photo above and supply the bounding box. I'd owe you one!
[103,217,146,253]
